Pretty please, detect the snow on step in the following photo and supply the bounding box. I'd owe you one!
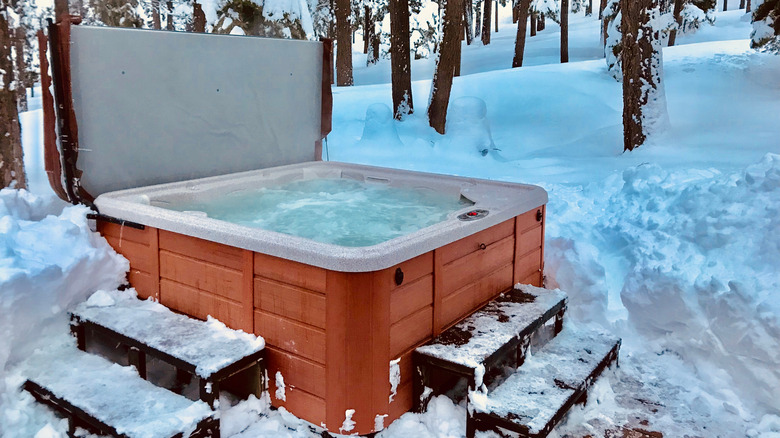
[416,285,567,368]
[72,289,264,378]
[475,327,620,436]
[25,344,215,438]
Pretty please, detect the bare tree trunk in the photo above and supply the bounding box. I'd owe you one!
[390,0,413,117]
[13,27,26,112]
[166,1,174,30]
[363,6,371,54]
[429,0,464,133]
[465,0,474,44]
[335,0,353,85]
[599,0,607,18]
[513,0,518,22]
[475,0,483,37]
[667,0,684,46]
[746,0,751,12]
[538,12,545,30]
[530,9,537,36]
[495,0,499,32]
[152,0,162,29]
[454,34,462,76]
[561,0,569,62]
[723,0,728,11]
[621,0,667,151]
[0,10,25,189]
[368,32,380,64]
[193,2,206,32]
[739,0,745,8]
[512,0,532,66]
[587,0,593,15]
[481,0,491,44]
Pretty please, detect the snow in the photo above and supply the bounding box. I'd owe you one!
[5,6,780,438]
[23,340,215,438]
[274,371,286,402]
[72,289,265,378]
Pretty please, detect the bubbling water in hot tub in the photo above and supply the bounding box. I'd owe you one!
[169,178,475,247]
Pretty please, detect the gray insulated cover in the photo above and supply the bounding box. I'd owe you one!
[69,26,323,196]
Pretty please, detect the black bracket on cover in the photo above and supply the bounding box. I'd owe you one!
[86,213,146,230]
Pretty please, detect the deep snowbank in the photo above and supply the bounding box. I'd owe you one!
[0,189,128,407]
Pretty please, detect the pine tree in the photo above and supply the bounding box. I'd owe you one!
[390,0,413,117]
[335,0,353,84]
[429,0,463,133]
[512,0,532,66]
[621,0,668,151]
[481,0,491,43]
[751,0,780,52]
[0,0,25,189]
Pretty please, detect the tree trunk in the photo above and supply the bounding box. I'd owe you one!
[739,0,745,9]
[587,0,593,15]
[14,27,26,113]
[746,0,751,12]
[495,0,499,32]
[538,12,545,30]
[723,0,728,11]
[481,0,491,44]
[152,0,162,29]
[0,11,25,189]
[599,0,607,18]
[454,33,462,76]
[429,0,464,134]
[475,0,483,37]
[513,0,518,22]
[363,6,370,53]
[512,0,532,66]
[530,9,537,36]
[621,0,667,151]
[166,1,174,30]
[560,0,569,62]
[193,2,206,32]
[390,0,413,117]
[55,0,69,19]
[667,0,684,46]
[465,0,474,44]
[335,0,353,85]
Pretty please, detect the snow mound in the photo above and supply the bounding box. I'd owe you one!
[359,103,403,149]
[439,97,496,157]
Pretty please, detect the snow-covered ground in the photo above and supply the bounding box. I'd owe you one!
[3,6,780,437]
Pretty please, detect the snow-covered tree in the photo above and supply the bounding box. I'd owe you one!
[212,0,312,39]
[85,0,145,27]
[620,0,668,151]
[751,0,780,52]
[0,0,25,189]
[429,0,464,133]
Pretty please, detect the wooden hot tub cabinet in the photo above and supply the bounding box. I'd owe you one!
[97,205,545,434]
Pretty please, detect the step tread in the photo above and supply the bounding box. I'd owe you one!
[25,344,215,438]
[71,290,264,378]
[474,327,620,435]
[416,285,567,370]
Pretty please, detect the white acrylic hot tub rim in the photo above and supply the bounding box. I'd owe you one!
[94,161,548,272]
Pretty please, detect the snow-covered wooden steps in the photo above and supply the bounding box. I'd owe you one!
[23,347,219,438]
[413,285,568,410]
[70,290,266,407]
[412,284,620,438]
[468,328,621,438]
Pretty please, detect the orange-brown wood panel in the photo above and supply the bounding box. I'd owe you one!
[254,252,327,293]
[440,235,515,297]
[241,250,254,333]
[158,230,243,270]
[515,248,542,284]
[521,270,543,287]
[326,271,390,435]
[265,346,327,397]
[390,274,433,325]
[387,380,413,424]
[159,278,244,328]
[439,263,514,330]
[255,311,326,364]
[385,252,433,288]
[255,277,326,329]
[98,221,152,246]
[390,305,433,358]
[159,251,243,302]
[266,377,327,428]
[433,250,444,336]
[516,225,543,259]
[104,236,155,274]
[516,205,544,233]
[438,219,514,265]
[128,269,155,300]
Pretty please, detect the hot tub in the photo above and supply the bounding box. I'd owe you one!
[43,23,548,435]
[92,160,547,433]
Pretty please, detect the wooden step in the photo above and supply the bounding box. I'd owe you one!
[413,284,567,410]
[467,327,621,438]
[70,290,265,407]
[24,346,218,438]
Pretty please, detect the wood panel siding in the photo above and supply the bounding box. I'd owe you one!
[254,277,326,329]
[159,229,243,270]
[390,305,433,358]
[438,219,514,266]
[514,205,545,286]
[159,251,243,302]
[390,274,433,325]
[254,252,327,293]
[265,347,327,397]
[440,235,515,297]
[159,278,244,327]
[98,221,159,300]
[255,311,326,364]
[440,263,514,329]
